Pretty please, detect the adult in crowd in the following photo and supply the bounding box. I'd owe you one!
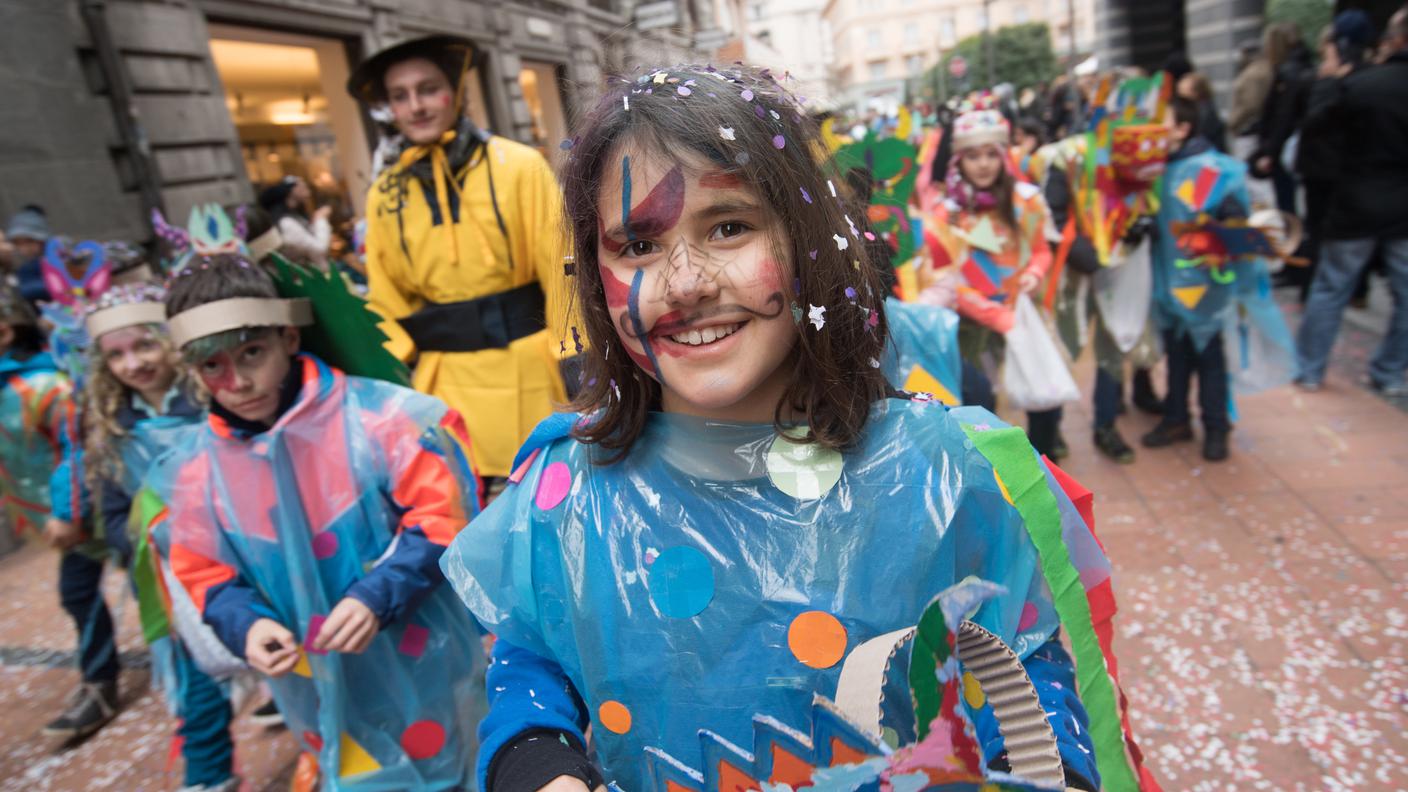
[1293,10,1377,299]
[257,175,332,271]
[1250,22,1315,213]
[1295,4,1408,396]
[1176,70,1228,152]
[5,205,51,307]
[348,35,575,480]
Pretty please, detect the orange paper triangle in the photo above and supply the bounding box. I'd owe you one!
[1172,284,1208,309]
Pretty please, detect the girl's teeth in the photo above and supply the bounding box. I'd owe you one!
[669,323,740,346]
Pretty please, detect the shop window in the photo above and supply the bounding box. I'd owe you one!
[518,61,568,161]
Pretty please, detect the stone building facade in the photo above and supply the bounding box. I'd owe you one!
[0,0,715,242]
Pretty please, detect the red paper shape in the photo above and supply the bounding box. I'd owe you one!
[400,720,446,760]
[399,624,430,658]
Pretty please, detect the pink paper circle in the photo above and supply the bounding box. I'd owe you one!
[1018,601,1039,632]
[400,720,446,760]
[534,461,572,510]
[312,530,339,560]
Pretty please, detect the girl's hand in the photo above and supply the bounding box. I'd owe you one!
[1017,271,1042,295]
[314,597,379,654]
[42,518,81,551]
[536,778,604,792]
[246,619,300,676]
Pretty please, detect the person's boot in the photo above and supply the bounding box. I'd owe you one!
[1203,429,1230,462]
[1141,422,1194,448]
[42,680,118,739]
[250,698,284,728]
[1049,431,1070,461]
[1132,370,1164,415]
[1094,426,1136,464]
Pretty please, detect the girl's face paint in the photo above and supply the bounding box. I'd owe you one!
[191,328,299,426]
[98,326,175,398]
[595,148,796,423]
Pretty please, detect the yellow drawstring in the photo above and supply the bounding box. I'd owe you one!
[397,131,505,277]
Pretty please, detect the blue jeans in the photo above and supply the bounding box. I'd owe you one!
[58,551,118,683]
[1296,238,1408,387]
[1093,367,1121,429]
[173,640,234,786]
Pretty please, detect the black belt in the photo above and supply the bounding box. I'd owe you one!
[397,283,546,353]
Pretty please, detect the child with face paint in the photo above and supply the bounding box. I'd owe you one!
[923,107,1070,460]
[78,283,241,791]
[147,255,488,790]
[441,66,1137,792]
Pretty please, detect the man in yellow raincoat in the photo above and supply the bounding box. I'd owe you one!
[349,35,574,478]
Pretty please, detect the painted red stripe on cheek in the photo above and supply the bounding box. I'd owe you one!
[600,265,631,307]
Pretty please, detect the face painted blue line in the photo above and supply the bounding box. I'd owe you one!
[622,155,634,241]
[627,267,664,383]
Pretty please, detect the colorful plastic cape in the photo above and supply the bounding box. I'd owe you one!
[641,582,1062,791]
[827,108,924,269]
[1153,149,1289,356]
[0,352,71,535]
[146,357,486,789]
[882,298,962,405]
[442,400,1071,789]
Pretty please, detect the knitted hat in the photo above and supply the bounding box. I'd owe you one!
[5,205,49,242]
[951,109,1010,152]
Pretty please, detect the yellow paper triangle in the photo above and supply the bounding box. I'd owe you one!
[291,650,312,678]
[1175,179,1196,209]
[993,470,1015,505]
[903,366,960,406]
[339,733,381,777]
[1172,284,1208,309]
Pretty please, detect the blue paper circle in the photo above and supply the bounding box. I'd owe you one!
[648,546,715,618]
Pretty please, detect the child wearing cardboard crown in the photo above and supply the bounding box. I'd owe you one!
[146,255,488,789]
[437,64,1166,792]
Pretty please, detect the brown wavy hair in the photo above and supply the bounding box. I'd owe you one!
[560,64,890,460]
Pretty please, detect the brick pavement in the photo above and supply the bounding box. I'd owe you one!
[0,293,1403,791]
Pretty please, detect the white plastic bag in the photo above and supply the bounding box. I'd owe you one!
[1093,238,1153,353]
[1002,294,1081,411]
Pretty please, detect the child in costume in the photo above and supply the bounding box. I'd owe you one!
[1,287,123,738]
[440,64,1154,792]
[1143,97,1250,462]
[923,107,1070,458]
[82,283,239,791]
[147,255,487,789]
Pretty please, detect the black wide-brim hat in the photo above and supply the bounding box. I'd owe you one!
[347,34,480,104]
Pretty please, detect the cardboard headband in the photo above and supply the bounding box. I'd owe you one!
[85,302,167,340]
[247,228,282,262]
[167,297,314,349]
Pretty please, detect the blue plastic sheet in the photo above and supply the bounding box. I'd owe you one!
[882,297,963,402]
[442,399,1063,788]
[147,357,486,790]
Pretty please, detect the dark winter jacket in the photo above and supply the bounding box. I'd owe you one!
[1253,44,1315,174]
[15,257,50,307]
[1300,51,1408,239]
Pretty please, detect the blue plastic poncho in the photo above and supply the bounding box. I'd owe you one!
[147,356,486,790]
[1152,147,1261,352]
[442,399,1065,789]
[882,297,963,403]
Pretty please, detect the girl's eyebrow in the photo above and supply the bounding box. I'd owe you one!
[602,200,759,240]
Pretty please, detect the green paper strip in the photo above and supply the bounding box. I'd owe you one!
[129,487,170,645]
[907,593,951,741]
[962,424,1139,792]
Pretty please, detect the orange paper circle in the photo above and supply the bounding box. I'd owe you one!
[598,700,632,734]
[787,611,848,669]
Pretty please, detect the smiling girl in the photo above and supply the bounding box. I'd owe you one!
[442,66,1117,792]
[925,107,1070,459]
[81,283,239,791]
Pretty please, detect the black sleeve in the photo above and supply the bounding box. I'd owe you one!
[487,729,604,792]
[98,479,135,567]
